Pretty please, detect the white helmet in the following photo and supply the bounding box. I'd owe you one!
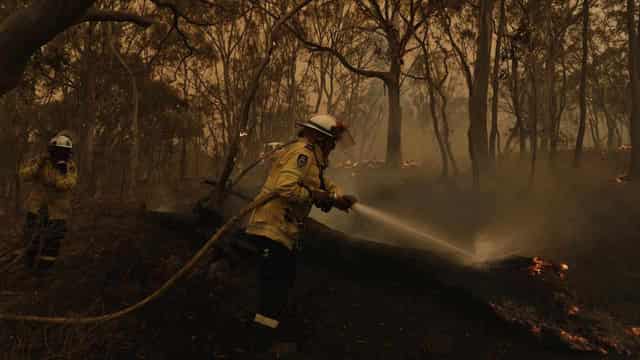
[49,134,73,149]
[297,114,340,138]
[296,114,355,149]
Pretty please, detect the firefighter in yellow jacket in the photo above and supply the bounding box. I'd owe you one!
[245,114,358,353]
[19,133,78,272]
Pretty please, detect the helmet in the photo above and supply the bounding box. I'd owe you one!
[297,114,340,138]
[296,114,355,148]
[49,134,73,149]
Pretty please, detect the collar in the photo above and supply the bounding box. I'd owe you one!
[299,138,328,168]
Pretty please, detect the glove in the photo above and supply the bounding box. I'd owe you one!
[334,195,358,212]
[310,190,334,212]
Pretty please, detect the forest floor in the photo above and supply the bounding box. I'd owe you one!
[0,151,639,359]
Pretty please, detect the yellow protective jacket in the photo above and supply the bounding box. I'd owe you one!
[246,138,341,250]
[19,155,78,220]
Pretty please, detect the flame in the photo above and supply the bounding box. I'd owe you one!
[528,257,547,276]
[568,305,580,316]
[628,327,640,337]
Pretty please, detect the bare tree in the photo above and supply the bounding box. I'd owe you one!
[574,0,589,168]
[213,0,313,205]
[490,0,506,162]
[291,1,427,168]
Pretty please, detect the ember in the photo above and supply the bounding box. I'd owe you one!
[629,327,640,337]
[568,305,580,316]
[527,256,549,277]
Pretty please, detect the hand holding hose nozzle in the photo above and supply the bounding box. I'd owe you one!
[310,190,334,212]
[334,194,358,212]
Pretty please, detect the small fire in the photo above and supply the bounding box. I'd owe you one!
[527,257,569,279]
[568,305,580,316]
[616,174,631,184]
[528,257,546,276]
[628,327,640,337]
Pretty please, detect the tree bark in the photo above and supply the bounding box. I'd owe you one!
[574,0,589,168]
[386,71,403,168]
[469,0,495,187]
[490,0,506,162]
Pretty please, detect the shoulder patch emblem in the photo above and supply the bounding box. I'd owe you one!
[297,154,308,168]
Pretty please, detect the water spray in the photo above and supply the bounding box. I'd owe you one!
[352,203,477,261]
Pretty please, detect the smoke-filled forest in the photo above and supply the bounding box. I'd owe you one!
[1,1,640,359]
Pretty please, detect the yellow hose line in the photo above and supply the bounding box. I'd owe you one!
[0,193,277,325]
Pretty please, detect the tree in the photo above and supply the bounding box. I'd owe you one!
[0,0,153,96]
[212,0,313,205]
[627,0,640,177]
[574,0,590,168]
[292,1,427,168]
[489,0,506,162]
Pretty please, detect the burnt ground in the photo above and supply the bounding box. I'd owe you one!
[0,151,639,359]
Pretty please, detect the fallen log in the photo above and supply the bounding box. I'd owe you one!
[143,192,640,356]
[302,219,640,356]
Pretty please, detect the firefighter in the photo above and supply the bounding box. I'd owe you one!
[19,132,78,273]
[244,114,358,355]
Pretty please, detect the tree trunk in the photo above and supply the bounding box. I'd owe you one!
[544,0,557,158]
[109,23,139,198]
[588,104,602,151]
[469,0,494,187]
[0,0,97,95]
[386,69,403,168]
[550,52,568,163]
[84,25,97,197]
[439,91,458,175]
[574,0,589,168]
[509,47,527,159]
[627,0,640,177]
[427,89,448,178]
[602,96,618,152]
[528,64,539,188]
[490,0,506,162]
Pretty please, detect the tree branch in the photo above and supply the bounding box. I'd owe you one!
[78,9,155,27]
[252,0,388,81]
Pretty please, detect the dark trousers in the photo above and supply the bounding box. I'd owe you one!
[246,234,297,323]
[23,211,66,272]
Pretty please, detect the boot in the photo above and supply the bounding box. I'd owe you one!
[34,219,65,273]
[250,321,299,359]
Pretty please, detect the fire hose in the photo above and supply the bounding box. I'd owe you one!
[0,193,278,325]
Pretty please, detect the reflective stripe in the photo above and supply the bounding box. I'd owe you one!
[38,256,57,262]
[254,313,279,329]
